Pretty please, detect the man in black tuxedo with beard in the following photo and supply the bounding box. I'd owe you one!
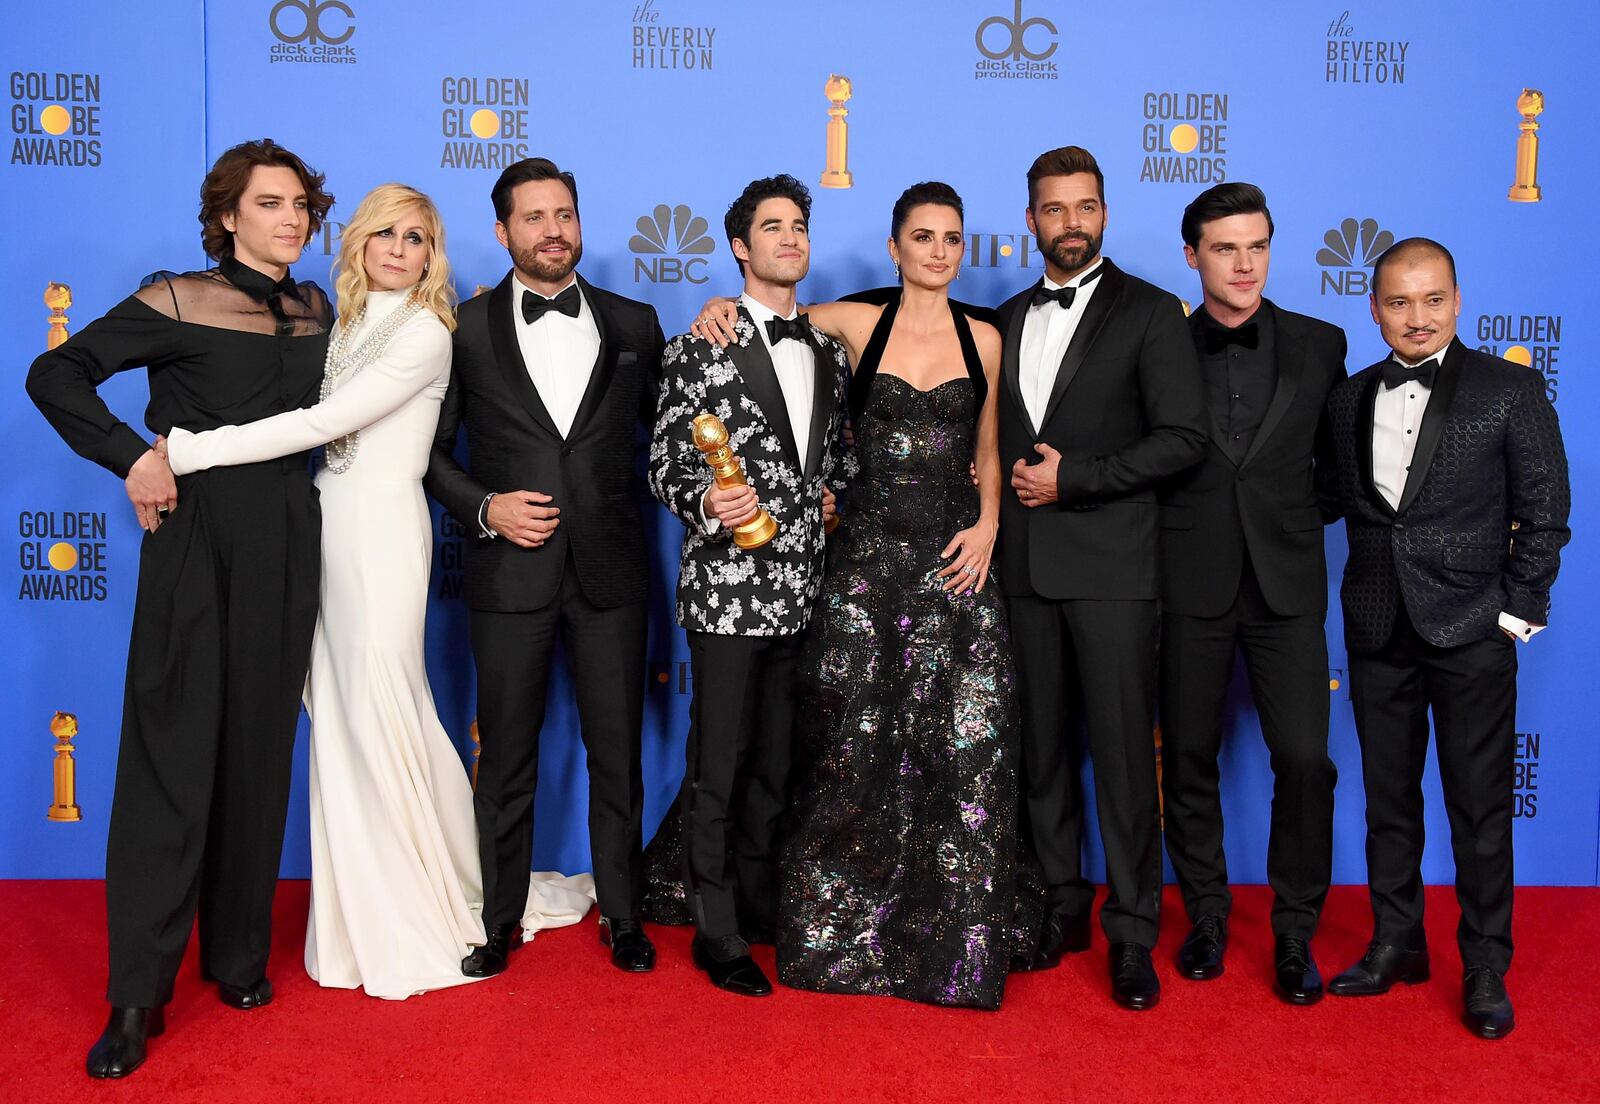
[426,157,664,978]
[1321,238,1569,1039]
[999,146,1206,1010]
[1157,183,1346,1004]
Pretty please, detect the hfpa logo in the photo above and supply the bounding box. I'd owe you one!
[1316,217,1393,296]
[630,203,715,284]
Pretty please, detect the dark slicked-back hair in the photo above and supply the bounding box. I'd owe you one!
[1181,182,1275,248]
[890,181,964,240]
[724,174,812,272]
[199,138,333,260]
[1372,236,1458,295]
[1026,145,1104,207]
[492,157,579,223]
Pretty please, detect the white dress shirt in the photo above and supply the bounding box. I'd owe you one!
[1372,350,1540,643]
[515,274,601,439]
[1018,258,1105,431]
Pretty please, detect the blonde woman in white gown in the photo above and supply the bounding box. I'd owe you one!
[163,184,593,999]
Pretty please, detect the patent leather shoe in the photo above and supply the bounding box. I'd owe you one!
[1110,943,1160,1010]
[1013,908,1092,971]
[1176,915,1227,980]
[217,977,273,1009]
[1328,940,1429,996]
[692,935,772,997]
[599,916,656,973]
[86,1006,165,1079]
[1273,935,1324,1005]
[1462,967,1515,1039]
[461,921,522,978]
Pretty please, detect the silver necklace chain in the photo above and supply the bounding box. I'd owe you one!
[319,294,425,474]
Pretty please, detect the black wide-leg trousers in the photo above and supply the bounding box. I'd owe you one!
[106,463,320,1009]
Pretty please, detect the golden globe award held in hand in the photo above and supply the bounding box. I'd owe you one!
[692,413,777,550]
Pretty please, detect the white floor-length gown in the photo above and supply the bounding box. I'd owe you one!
[167,287,594,999]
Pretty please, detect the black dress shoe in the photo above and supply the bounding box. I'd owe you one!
[691,935,772,997]
[1328,940,1429,996]
[599,916,656,973]
[1176,915,1228,981]
[1273,935,1324,1005]
[1110,943,1160,1010]
[1013,909,1092,972]
[217,977,273,1009]
[86,1006,165,1079]
[1462,967,1515,1039]
[462,921,522,978]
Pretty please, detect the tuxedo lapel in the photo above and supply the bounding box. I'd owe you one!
[802,327,836,479]
[488,274,561,439]
[1002,282,1035,429]
[726,306,801,468]
[1397,338,1465,515]
[566,274,614,439]
[1240,301,1301,470]
[1040,260,1123,430]
[1356,369,1395,519]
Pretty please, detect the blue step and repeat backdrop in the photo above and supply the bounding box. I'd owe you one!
[4,1,1597,887]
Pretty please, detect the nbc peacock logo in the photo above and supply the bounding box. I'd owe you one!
[1316,217,1393,296]
[630,203,715,285]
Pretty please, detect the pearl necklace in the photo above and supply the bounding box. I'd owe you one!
[319,294,425,474]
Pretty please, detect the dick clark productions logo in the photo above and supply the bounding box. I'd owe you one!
[974,1,1059,81]
[268,0,357,64]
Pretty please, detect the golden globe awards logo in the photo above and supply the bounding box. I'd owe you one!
[631,204,715,284]
[1476,312,1561,402]
[631,1,716,70]
[435,512,468,599]
[268,0,357,65]
[440,77,530,169]
[18,511,108,601]
[1316,217,1392,296]
[974,1,1059,82]
[649,660,693,695]
[9,71,102,167]
[1140,92,1228,184]
[1325,10,1409,84]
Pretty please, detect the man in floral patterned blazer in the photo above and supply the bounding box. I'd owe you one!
[649,174,851,997]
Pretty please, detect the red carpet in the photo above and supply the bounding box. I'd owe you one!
[0,882,1594,1102]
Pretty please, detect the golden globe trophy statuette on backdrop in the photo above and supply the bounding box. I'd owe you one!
[820,74,854,189]
[692,413,778,550]
[45,282,72,350]
[1508,88,1544,203]
[48,711,82,822]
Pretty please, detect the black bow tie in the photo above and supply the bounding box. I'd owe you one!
[1203,321,1259,355]
[1382,356,1439,391]
[1032,266,1103,310]
[522,285,581,324]
[765,314,811,345]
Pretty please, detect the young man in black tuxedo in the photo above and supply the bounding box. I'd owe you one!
[649,175,850,996]
[425,157,665,978]
[1321,238,1569,1039]
[1157,183,1346,1003]
[998,146,1206,1010]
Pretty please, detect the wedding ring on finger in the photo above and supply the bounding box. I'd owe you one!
[962,565,977,577]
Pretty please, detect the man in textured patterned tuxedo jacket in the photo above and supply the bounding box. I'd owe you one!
[649,174,851,996]
[998,146,1206,1010]
[425,158,665,979]
[1157,184,1346,1005]
[1321,238,1569,1040]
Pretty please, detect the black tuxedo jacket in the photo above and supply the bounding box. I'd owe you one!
[1322,338,1569,653]
[424,272,664,612]
[995,259,1207,600]
[1159,300,1347,618]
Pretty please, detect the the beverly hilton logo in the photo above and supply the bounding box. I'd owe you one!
[1140,92,1229,184]
[974,1,1059,82]
[1476,311,1561,402]
[268,0,357,65]
[440,76,530,169]
[1325,10,1409,83]
[631,1,716,70]
[19,510,108,601]
[9,71,102,166]
[630,204,715,285]
[1316,217,1392,296]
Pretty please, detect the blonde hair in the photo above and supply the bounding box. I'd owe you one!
[332,183,457,332]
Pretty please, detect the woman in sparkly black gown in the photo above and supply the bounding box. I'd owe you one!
[774,184,1016,1009]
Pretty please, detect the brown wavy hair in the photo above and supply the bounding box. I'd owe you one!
[198,138,334,260]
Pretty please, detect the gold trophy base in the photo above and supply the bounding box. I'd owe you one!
[1508,184,1541,203]
[733,511,778,550]
[819,170,853,189]
[48,804,81,822]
